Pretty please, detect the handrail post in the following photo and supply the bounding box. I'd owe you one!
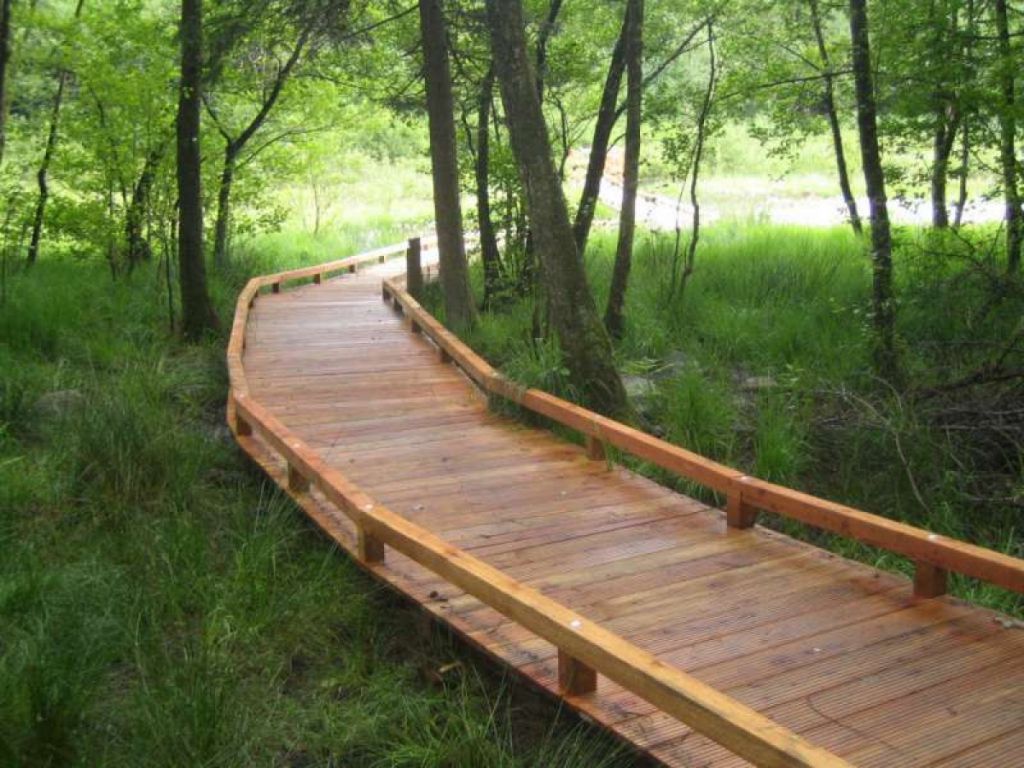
[585,434,606,461]
[727,478,758,529]
[558,649,597,695]
[288,463,310,493]
[913,560,948,598]
[406,237,423,300]
[358,527,385,564]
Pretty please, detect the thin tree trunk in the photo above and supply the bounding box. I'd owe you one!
[931,111,959,228]
[0,0,13,166]
[993,0,1021,272]
[604,0,642,340]
[674,21,717,304]
[573,18,626,255]
[475,63,502,307]
[534,0,563,104]
[212,143,236,269]
[486,0,626,416]
[808,0,862,234]
[176,0,218,340]
[849,0,900,383]
[126,144,164,270]
[25,73,65,266]
[419,0,476,329]
[26,0,85,266]
[953,121,969,228]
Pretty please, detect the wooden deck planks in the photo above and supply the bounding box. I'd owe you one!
[239,262,1024,766]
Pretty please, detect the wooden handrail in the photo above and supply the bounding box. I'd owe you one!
[227,238,852,768]
[381,275,1024,598]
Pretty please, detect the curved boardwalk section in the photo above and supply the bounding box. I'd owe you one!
[231,246,1024,767]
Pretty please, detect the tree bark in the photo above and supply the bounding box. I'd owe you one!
[486,0,626,416]
[604,0,642,340]
[808,0,862,234]
[572,17,626,256]
[176,0,219,340]
[26,0,85,266]
[0,0,13,167]
[419,0,476,329]
[993,0,1021,272]
[953,121,969,228]
[849,0,900,383]
[475,64,502,307]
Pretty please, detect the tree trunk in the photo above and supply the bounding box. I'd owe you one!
[808,0,862,235]
[419,0,476,329]
[176,0,219,340]
[604,0,642,340]
[26,72,66,266]
[26,0,85,266]
[573,18,627,256]
[486,0,626,416]
[849,0,900,384]
[213,142,237,270]
[930,111,959,228]
[0,0,13,167]
[993,0,1021,272]
[534,0,564,104]
[475,64,502,307]
[126,144,164,270]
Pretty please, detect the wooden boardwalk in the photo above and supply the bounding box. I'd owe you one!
[230,246,1024,767]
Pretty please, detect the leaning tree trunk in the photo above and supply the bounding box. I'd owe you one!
[604,0,642,340]
[475,64,503,307]
[486,0,626,416]
[994,0,1021,272]
[808,0,861,234]
[212,142,237,270]
[573,18,627,255]
[176,0,219,340]
[0,0,13,166]
[419,0,476,330]
[849,0,900,384]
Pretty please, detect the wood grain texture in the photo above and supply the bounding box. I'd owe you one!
[229,245,1024,767]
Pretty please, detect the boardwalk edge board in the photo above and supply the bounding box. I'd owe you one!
[228,238,1024,768]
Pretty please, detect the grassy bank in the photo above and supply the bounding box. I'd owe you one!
[0,256,625,766]
[452,222,1023,616]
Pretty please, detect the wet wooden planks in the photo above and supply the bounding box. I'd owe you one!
[241,261,1024,767]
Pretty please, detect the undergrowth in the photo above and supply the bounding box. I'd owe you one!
[0,258,629,767]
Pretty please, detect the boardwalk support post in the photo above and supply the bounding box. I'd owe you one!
[272,281,281,294]
[406,237,423,300]
[288,463,310,493]
[585,435,606,461]
[558,650,597,695]
[313,273,321,285]
[914,561,948,598]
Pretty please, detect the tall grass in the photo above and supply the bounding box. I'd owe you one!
[0,259,628,766]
